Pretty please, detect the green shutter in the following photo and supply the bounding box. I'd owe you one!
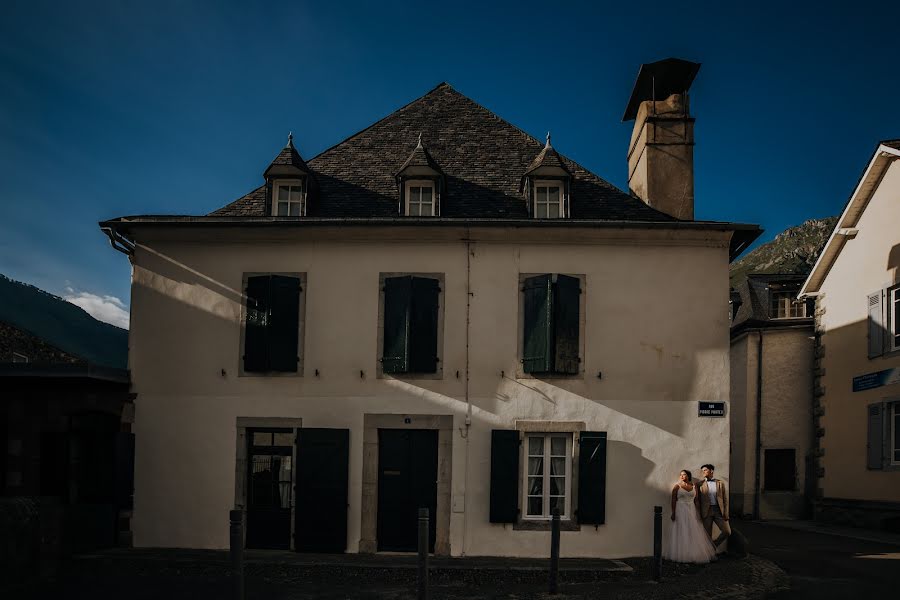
[577,431,607,525]
[409,277,440,373]
[383,276,412,373]
[523,274,553,373]
[554,275,581,374]
[244,275,270,372]
[489,429,520,523]
[268,275,301,372]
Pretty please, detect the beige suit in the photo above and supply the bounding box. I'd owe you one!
[698,478,731,547]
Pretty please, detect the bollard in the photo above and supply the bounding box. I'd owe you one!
[230,509,245,600]
[418,508,429,600]
[549,508,560,594]
[652,506,662,582]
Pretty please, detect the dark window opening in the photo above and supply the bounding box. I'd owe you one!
[244,275,301,373]
[382,276,440,374]
[764,448,796,491]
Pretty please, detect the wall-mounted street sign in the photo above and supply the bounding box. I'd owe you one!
[698,402,726,417]
[852,367,900,393]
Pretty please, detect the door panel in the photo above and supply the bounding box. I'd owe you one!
[295,428,349,553]
[377,429,438,552]
[246,428,293,550]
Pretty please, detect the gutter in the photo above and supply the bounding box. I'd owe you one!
[101,226,136,256]
[753,331,763,520]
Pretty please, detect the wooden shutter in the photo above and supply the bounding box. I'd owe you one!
[523,275,553,374]
[268,275,301,372]
[489,429,520,523]
[295,428,349,552]
[868,291,885,358]
[554,275,581,374]
[867,403,885,470]
[244,275,271,372]
[577,431,607,525]
[409,277,440,373]
[383,276,412,373]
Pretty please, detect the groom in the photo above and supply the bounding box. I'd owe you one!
[698,464,731,550]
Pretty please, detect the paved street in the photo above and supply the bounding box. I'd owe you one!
[733,519,900,599]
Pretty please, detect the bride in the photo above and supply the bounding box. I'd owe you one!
[663,469,718,563]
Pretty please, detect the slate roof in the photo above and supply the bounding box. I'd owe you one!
[396,136,443,175]
[730,273,813,335]
[263,136,309,176]
[524,136,571,176]
[211,83,674,221]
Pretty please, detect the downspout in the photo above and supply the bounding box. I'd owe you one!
[753,331,763,520]
[461,233,473,555]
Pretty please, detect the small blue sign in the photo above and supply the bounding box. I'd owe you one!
[699,402,726,417]
[852,368,900,392]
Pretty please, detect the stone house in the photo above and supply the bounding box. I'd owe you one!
[729,274,815,520]
[100,59,760,557]
[799,140,900,531]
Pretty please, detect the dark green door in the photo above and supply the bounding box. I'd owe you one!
[246,428,294,549]
[295,428,350,553]
[377,429,438,552]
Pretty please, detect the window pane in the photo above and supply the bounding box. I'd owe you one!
[421,187,432,202]
[273,432,293,447]
[409,202,420,216]
[528,476,543,495]
[550,437,566,456]
[527,496,543,516]
[548,187,560,202]
[279,482,291,508]
[289,202,301,217]
[550,457,565,476]
[410,187,421,202]
[420,202,433,216]
[277,202,289,216]
[278,187,289,201]
[550,476,565,495]
[528,437,543,455]
[528,457,543,476]
[537,187,547,202]
[548,202,560,218]
[549,496,565,516]
[253,432,272,446]
[536,203,548,218]
[290,186,302,201]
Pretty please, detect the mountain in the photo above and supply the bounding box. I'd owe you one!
[730,216,838,288]
[0,275,128,368]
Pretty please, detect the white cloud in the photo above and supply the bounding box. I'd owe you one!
[64,291,130,329]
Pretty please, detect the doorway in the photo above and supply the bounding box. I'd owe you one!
[245,428,294,549]
[377,429,438,552]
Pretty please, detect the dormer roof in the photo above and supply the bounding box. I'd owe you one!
[524,133,571,177]
[396,134,443,177]
[263,133,310,178]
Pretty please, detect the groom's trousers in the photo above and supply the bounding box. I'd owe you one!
[703,506,731,547]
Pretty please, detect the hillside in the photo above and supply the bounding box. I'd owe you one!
[0,274,128,368]
[730,216,838,288]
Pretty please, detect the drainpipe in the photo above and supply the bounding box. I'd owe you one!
[461,234,473,555]
[753,331,763,520]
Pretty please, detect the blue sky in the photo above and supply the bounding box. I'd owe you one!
[2,1,898,327]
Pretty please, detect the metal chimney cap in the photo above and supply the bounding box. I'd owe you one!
[622,58,701,122]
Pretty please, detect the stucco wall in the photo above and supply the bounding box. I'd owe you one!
[126,225,733,557]
[818,158,900,503]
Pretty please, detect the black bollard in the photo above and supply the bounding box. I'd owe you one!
[549,508,560,594]
[230,509,245,600]
[652,506,662,582]
[418,508,429,600]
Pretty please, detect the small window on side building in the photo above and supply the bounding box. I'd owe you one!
[273,180,307,216]
[763,448,796,491]
[770,291,806,319]
[533,181,564,218]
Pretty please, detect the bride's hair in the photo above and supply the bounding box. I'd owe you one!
[681,469,693,482]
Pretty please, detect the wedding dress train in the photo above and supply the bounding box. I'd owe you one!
[663,484,718,563]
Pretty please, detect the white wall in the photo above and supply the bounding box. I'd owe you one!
[126,225,733,557]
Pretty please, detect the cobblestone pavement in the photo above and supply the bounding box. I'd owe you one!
[2,548,787,600]
[734,519,900,600]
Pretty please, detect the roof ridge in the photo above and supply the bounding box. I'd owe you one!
[307,82,455,162]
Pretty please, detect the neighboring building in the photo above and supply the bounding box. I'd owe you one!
[0,319,133,552]
[100,59,760,557]
[729,274,815,520]
[799,140,900,532]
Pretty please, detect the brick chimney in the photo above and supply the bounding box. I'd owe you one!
[623,58,700,221]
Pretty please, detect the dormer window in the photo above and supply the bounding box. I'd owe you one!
[534,181,564,218]
[405,181,435,216]
[274,180,307,217]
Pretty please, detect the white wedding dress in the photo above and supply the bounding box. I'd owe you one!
[663,484,718,563]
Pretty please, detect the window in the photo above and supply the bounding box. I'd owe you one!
[524,434,572,519]
[521,274,582,376]
[379,274,443,377]
[763,448,796,491]
[770,291,806,319]
[868,285,900,357]
[867,400,900,470]
[274,180,306,216]
[11,352,29,363]
[242,274,303,374]
[533,181,564,218]
[405,181,436,216]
